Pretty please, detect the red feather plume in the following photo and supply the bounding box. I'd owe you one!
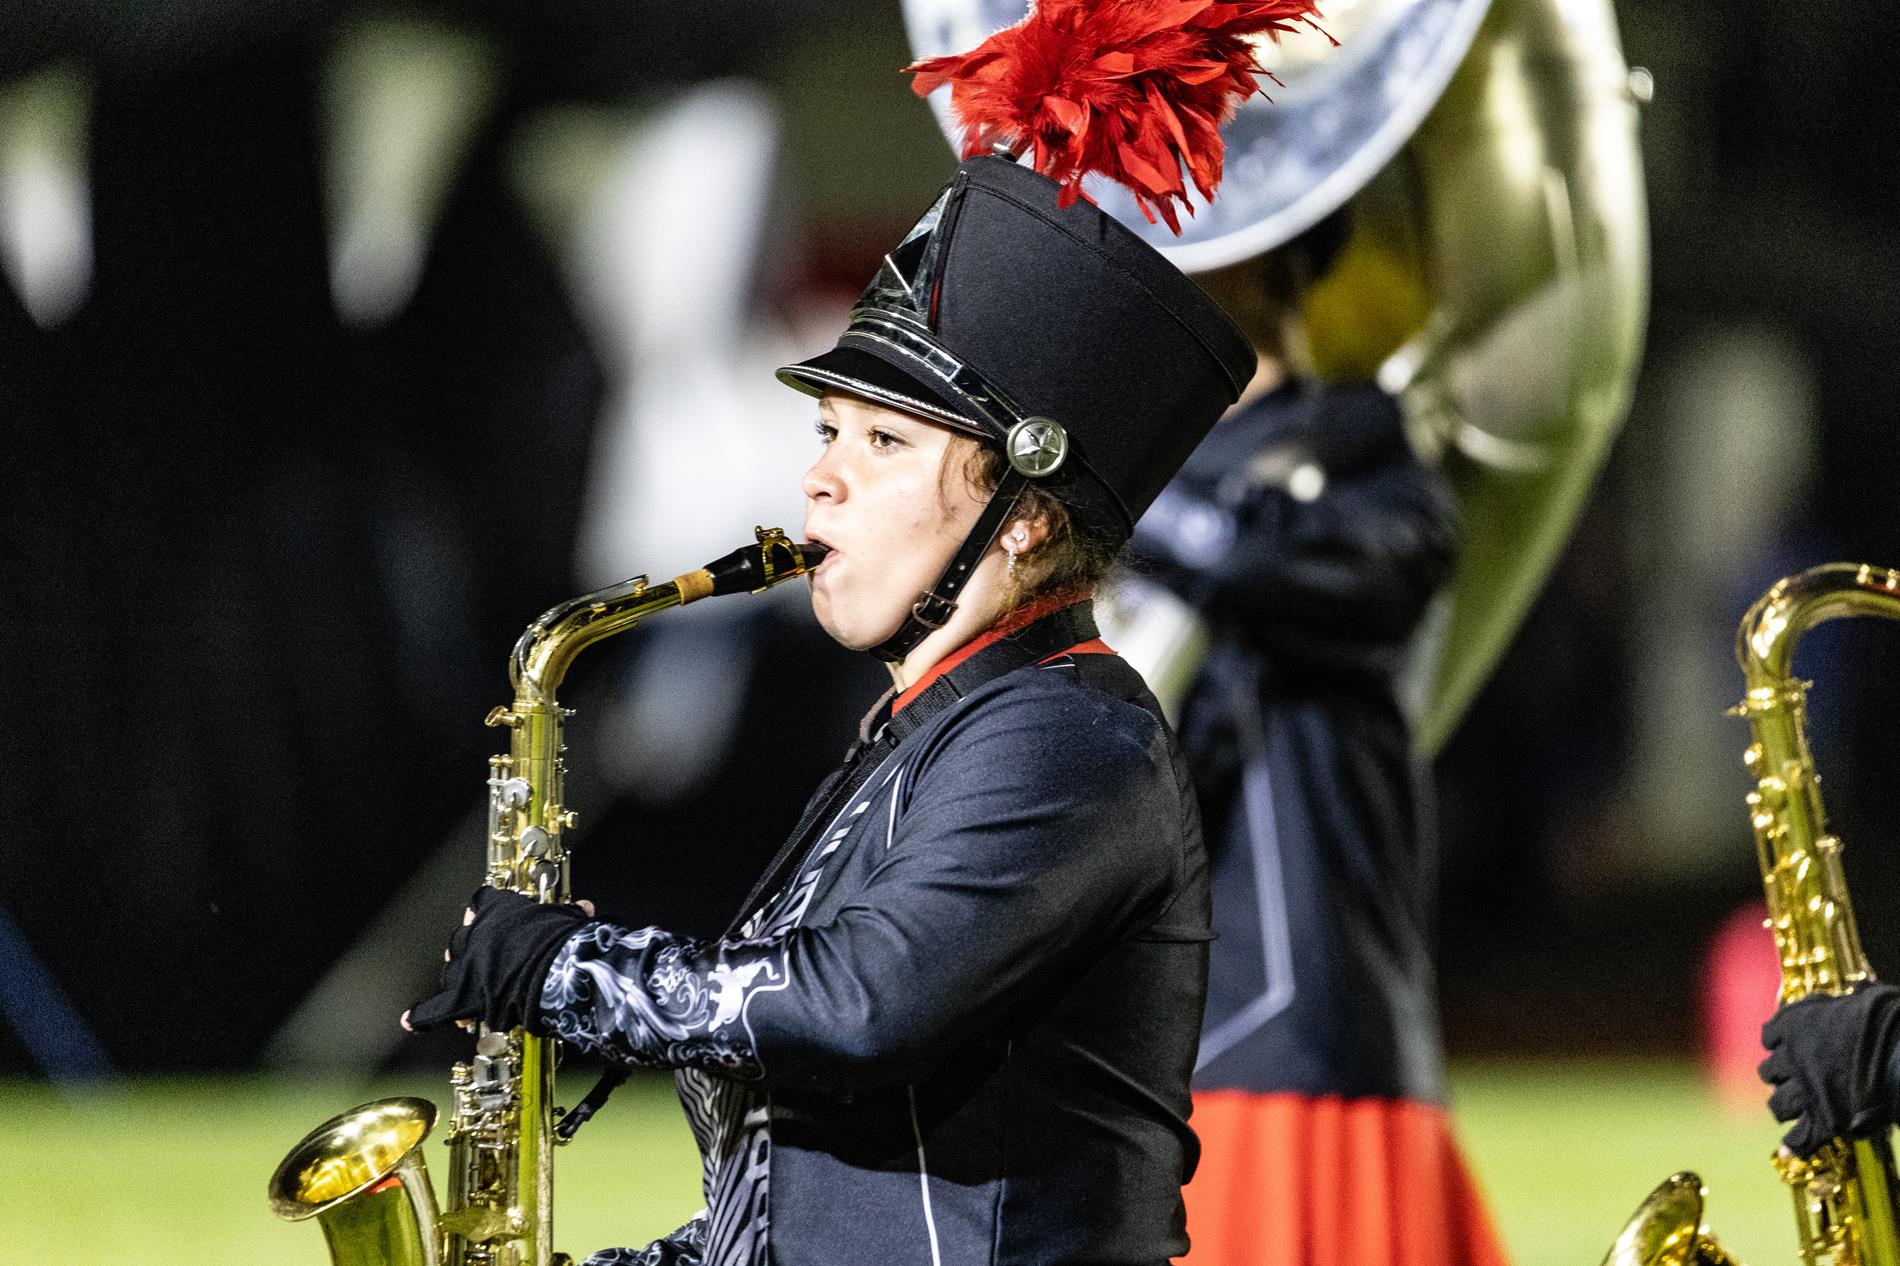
[906,0,1330,233]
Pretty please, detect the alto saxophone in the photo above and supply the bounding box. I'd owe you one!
[1607,564,1900,1266]
[268,528,827,1266]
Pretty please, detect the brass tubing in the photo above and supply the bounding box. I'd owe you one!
[521,1034,555,1266]
[1739,565,1900,689]
[513,579,687,706]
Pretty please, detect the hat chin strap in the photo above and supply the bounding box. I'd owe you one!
[868,467,1029,663]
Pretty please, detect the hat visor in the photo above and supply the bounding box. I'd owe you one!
[776,344,990,440]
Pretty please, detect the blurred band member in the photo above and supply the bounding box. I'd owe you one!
[1130,221,1510,1266]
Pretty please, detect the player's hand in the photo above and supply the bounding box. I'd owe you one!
[1760,984,1900,1157]
[402,888,595,1034]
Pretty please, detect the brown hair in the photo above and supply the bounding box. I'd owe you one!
[943,438,1121,616]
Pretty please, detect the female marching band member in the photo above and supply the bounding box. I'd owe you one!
[402,5,1319,1261]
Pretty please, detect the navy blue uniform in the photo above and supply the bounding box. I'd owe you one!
[1134,380,1455,1101]
[541,605,1211,1266]
[1130,382,1505,1266]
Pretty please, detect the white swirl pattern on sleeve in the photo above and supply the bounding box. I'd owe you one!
[541,926,789,1080]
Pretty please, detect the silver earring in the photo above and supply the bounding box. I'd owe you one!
[1008,551,1019,576]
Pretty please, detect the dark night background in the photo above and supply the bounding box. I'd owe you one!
[3,0,1898,1082]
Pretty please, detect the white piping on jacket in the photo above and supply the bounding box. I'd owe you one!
[1193,727,1297,1070]
[908,1083,945,1266]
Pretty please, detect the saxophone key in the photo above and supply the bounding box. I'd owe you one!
[490,778,532,810]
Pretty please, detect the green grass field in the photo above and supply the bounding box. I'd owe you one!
[0,1061,1809,1266]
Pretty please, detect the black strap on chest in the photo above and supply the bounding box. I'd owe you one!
[720,601,1100,937]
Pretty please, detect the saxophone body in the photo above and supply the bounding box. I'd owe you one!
[270,528,825,1266]
[1608,564,1900,1266]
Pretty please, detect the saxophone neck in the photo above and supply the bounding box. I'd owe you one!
[1738,564,1900,1003]
[509,576,686,709]
[508,528,828,708]
[1738,563,1900,689]
[1734,563,1900,827]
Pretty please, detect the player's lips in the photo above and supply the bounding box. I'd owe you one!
[804,532,838,572]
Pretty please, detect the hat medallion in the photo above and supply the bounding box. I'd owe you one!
[1006,417,1068,477]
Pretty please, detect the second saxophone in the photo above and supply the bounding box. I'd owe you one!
[1607,563,1900,1266]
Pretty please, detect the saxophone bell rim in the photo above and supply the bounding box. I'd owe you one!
[268,1096,438,1222]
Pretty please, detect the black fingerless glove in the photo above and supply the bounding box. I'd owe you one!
[406,887,593,1034]
[1759,983,1900,1157]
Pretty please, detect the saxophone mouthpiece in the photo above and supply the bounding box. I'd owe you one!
[676,530,830,603]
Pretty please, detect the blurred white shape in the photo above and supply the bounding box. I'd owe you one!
[0,67,93,328]
[321,16,499,328]
[561,80,821,583]
[1661,326,1814,571]
[507,82,835,800]
[1441,273,1584,471]
[1287,462,1327,502]
[1096,576,1209,727]
[592,600,758,802]
[1629,324,1817,873]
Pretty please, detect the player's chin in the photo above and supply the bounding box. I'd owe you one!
[810,591,904,654]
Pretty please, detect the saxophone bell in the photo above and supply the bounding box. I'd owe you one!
[1604,1173,1744,1266]
[269,1098,443,1266]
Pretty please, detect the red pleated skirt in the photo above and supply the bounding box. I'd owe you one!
[1179,1091,1511,1266]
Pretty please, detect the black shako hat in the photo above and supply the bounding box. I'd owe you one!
[778,153,1255,660]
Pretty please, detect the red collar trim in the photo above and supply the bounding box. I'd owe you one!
[892,594,1092,714]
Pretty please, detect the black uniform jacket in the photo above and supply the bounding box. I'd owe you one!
[1129,381,1460,1103]
[540,603,1212,1266]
